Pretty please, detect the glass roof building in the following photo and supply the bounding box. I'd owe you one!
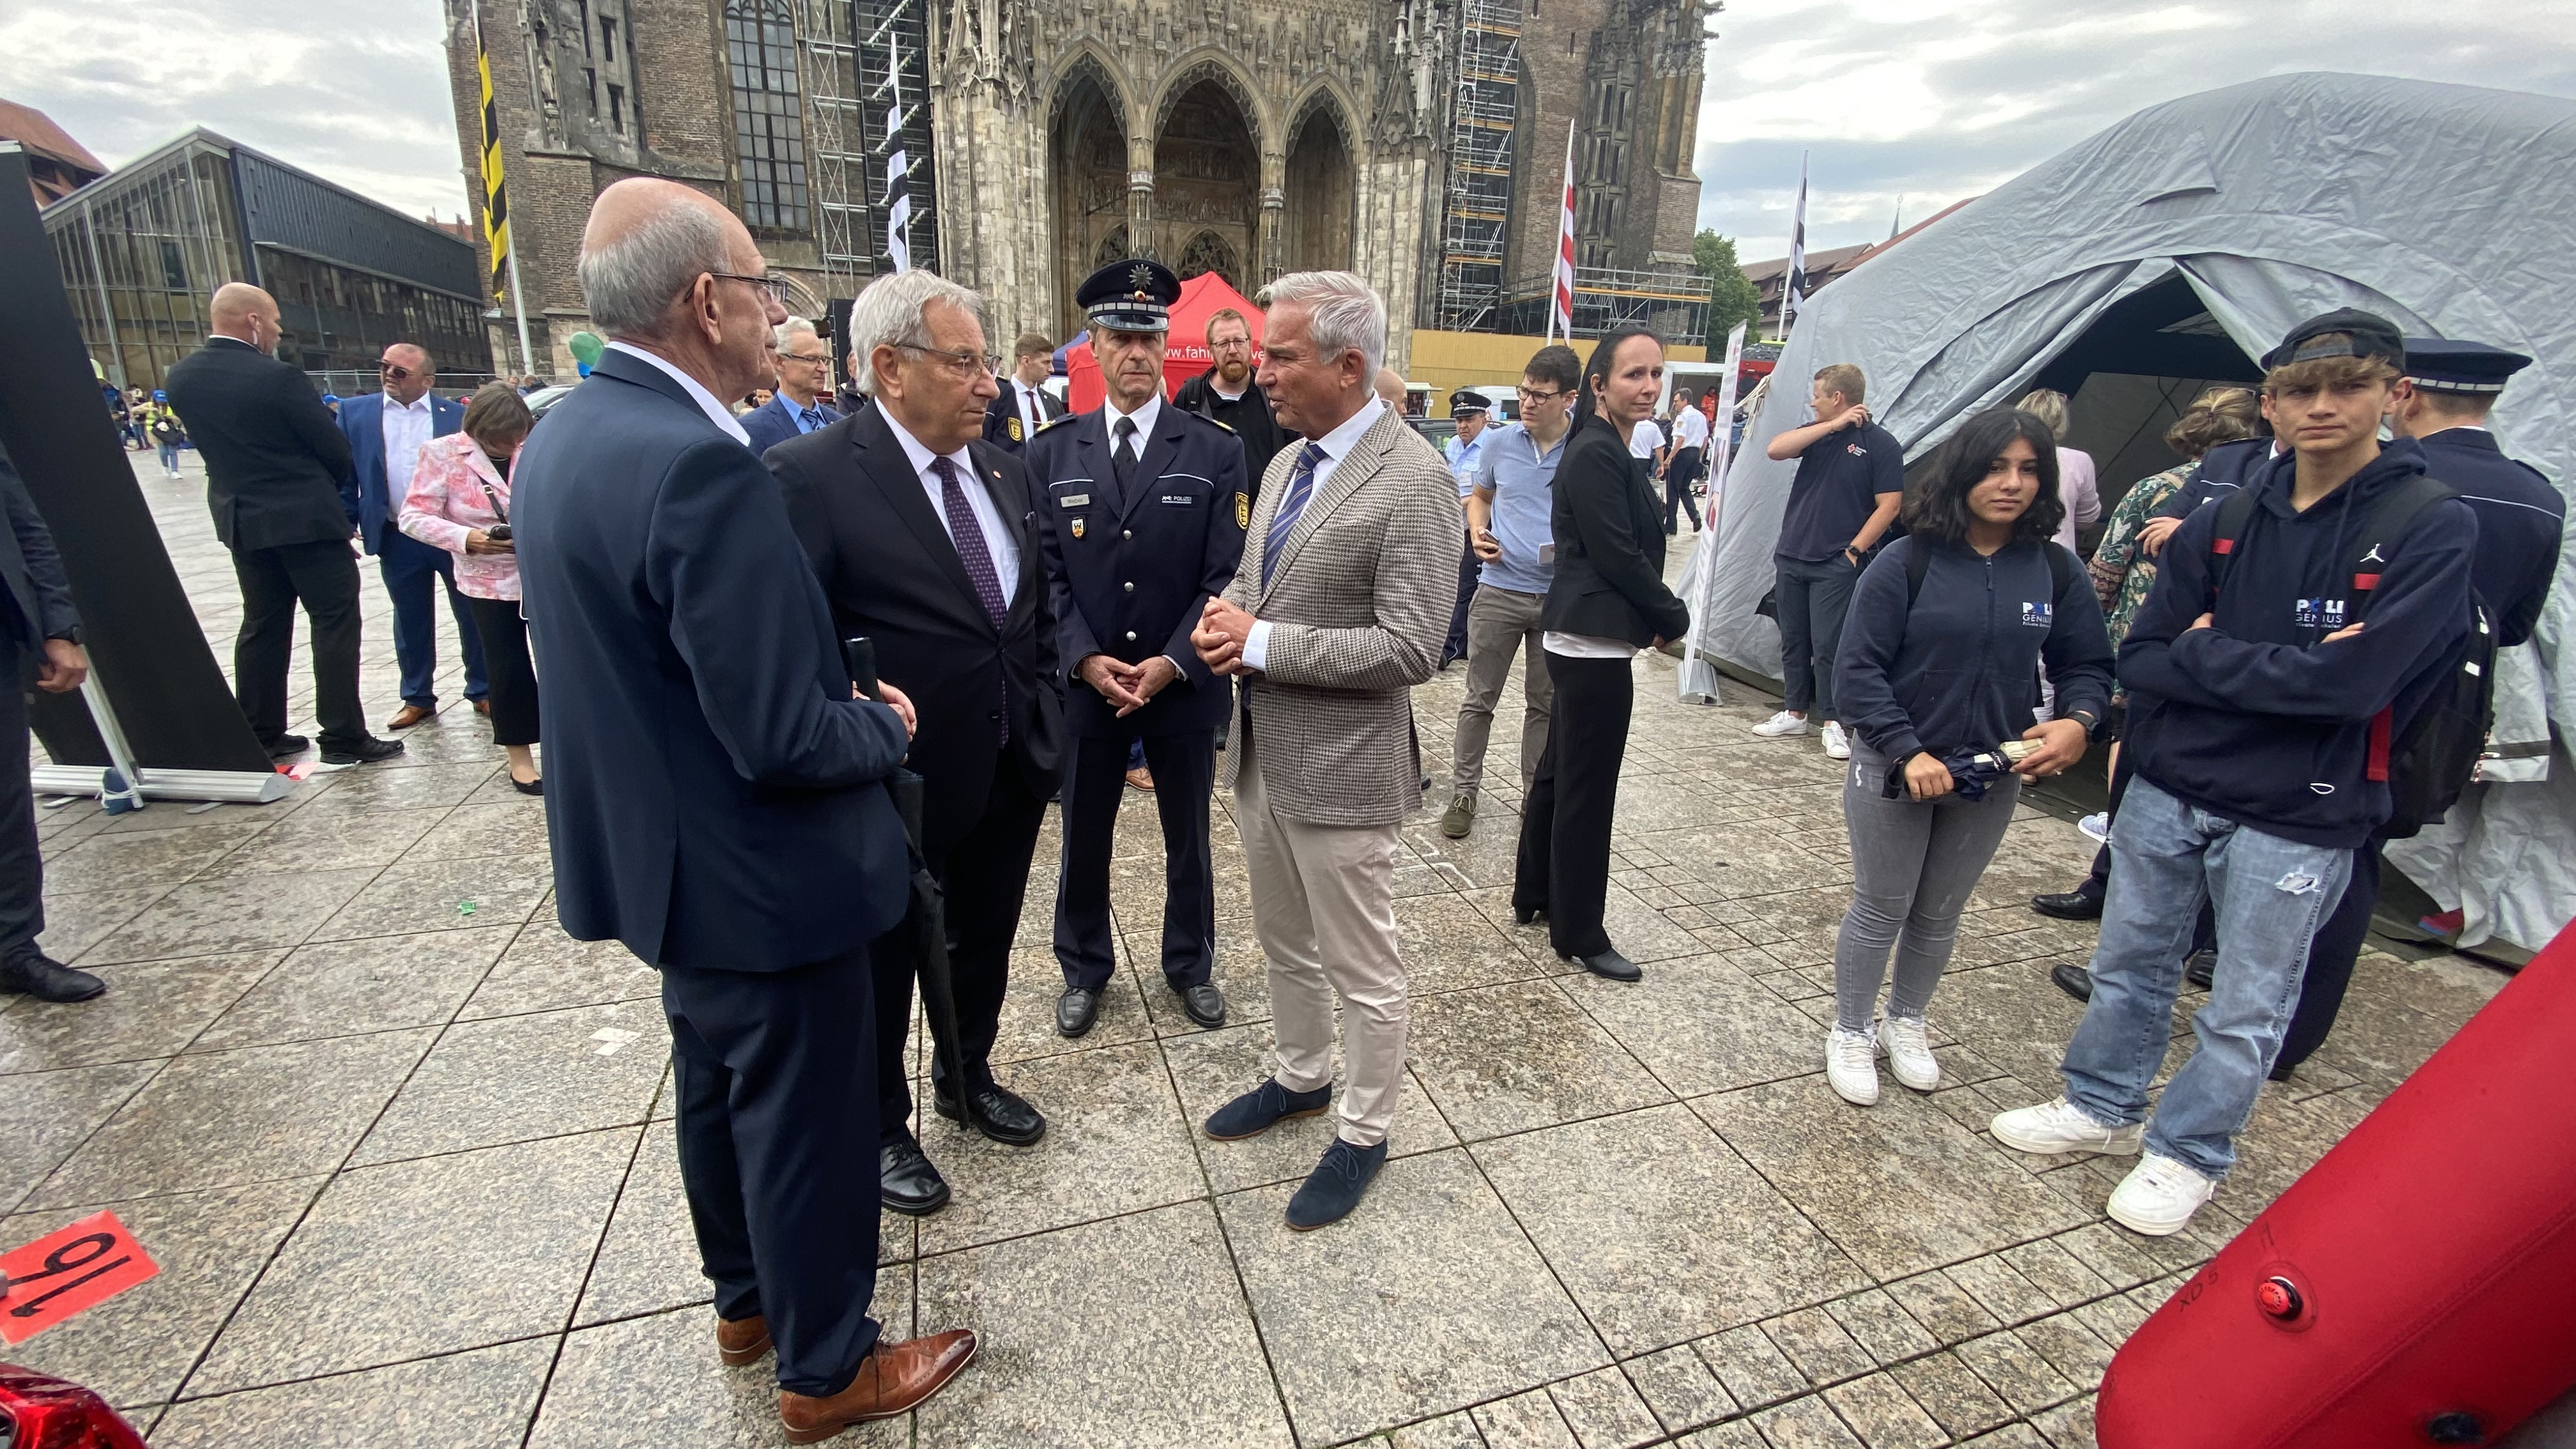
[44,129,487,390]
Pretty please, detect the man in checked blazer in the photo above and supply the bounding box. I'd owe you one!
[1190,271,1460,1230]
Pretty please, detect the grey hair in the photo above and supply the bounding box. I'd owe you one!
[774,315,818,351]
[1264,270,1386,378]
[845,270,986,397]
[578,199,732,339]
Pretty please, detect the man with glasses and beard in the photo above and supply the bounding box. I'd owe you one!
[742,316,845,454]
[336,342,486,730]
[1172,306,1287,500]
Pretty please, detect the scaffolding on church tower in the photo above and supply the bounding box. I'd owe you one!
[1436,0,1522,331]
[851,0,936,275]
[793,0,869,292]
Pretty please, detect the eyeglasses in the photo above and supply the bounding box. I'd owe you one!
[896,343,1004,378]
[705,270,791,307]
[1516,387,1568,402]
[379,363,415,380]
[1209,337,1254,351]
[778,351,831,367]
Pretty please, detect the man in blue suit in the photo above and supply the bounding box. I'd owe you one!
[334,342,486,729]
[1029,259,1246,1038]
[512,178,976,1439]
[739,316,844,454]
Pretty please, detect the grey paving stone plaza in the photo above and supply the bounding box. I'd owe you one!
[10,450,2502,1448]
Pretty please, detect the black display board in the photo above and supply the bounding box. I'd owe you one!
[0,146,276,774]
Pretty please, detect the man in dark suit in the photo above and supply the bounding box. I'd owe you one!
[740,316,845,454]
[164,283,400,765]
[334,342,485,730]
[1030,259,1245,1039]
[0,448,101,1003]
[771,270,1065,1218]
[981,330,1063,454]
[514,179,974,1439]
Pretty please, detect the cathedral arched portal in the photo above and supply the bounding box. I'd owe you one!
[1050,60,1130,340]
[1150,80,1258,293]
[1284,100,1356,275]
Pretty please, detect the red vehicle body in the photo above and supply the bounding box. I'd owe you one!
[0,1363,147,1448]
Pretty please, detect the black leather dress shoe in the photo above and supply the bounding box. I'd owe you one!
[2184,949,2216,991]
[1175,981,1225,1029]
[1565,948,1642,982]
[878,1137,949,1216]
[262,733,309,760]
[0,952,106,1003]
[319,735,406,765]
[1056,987,1102,1038]
[2050,962,2094,1003]
[934,1083,1046,1146]
[2032,891,2103,921]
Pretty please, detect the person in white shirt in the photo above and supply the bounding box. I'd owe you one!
[337,342,486,732]
[1663,390,1712,533]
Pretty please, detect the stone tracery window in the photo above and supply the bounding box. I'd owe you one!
[1176,231,1239,290]
[725,0,809,231]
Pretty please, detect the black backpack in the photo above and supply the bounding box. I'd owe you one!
[2206,477,2494,839]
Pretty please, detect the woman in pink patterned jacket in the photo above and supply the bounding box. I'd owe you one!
[399,384,541,793]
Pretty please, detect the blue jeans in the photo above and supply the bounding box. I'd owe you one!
[157,442,181,472]
[2060,776,2350,1179]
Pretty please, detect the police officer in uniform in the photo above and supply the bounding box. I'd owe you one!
[983,332,1064,455]
[1032,259,1249,1037]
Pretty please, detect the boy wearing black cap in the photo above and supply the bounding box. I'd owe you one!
[1992,310,2476,1237]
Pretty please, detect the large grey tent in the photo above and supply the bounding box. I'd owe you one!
[1690,72,2576,950]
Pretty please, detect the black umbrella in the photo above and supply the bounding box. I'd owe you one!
[1878,740,2037,801]
[847,640,967,1094]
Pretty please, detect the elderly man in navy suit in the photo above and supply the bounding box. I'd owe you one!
[0,448,99,1004]
[1030,259,1246,1039]
[512,176,976,1441]
[740,316,843,454]
[335,342,484,730]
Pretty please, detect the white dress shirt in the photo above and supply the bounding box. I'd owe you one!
[605,341,751,445]
[1101,390,1161,467]
[1628,418,1666,459]
[1242,395,1387,671]
[381,392,435,509]
[1015,379,1050,434]
[1670,404,1710,450]
[880,409,1019,607]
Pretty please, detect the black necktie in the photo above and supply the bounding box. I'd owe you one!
[1111,415,1137,507]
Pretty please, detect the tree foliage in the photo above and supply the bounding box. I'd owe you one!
[1692,229,1765,349]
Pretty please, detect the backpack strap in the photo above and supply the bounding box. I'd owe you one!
[1905,538,1930,605]
[2346,474,2457,781]
[2205,484,2262,597]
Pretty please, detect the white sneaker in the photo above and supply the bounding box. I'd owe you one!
[1821,721,1852,760]
[1990,1097,2144,1156]
[1879,1015,1940,1091]
[1752,710,1812,738]
[2106,1152,2218,1236]
[1825,1026,1880,1105]
[2078,812,2111,843]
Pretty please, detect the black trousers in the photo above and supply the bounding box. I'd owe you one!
[1,634,41,960]
[1664,448,1703,532]
[1513,653,1632,959]
[1443,532,1478,663]
[663,946,880,1397]
[874,750,1045,1138]
[1055,728,1215,991]
[2276,836,2384,1071]
[231,538,367,749]
[464,595,540,747]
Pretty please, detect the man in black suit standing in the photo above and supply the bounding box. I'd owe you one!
[0,449,101,1003]
[163,283,401,765]
[740,316,844,454]
[514,178,976,1439]
[772,270,1065,1218]
[981,331,1064,454]
[1030,259,1245,1039]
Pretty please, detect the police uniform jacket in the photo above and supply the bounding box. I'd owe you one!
[982,383,1064,454]
[2416,427,2564,648]
[1030,402,1248,737]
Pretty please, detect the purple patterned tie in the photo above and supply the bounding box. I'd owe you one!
[933,456,1012,743]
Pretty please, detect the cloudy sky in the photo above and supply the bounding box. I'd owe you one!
[6,0,2576,262]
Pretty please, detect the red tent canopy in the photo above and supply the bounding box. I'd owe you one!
[1062,272,1265,413]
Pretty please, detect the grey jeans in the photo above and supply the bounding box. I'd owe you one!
[1450,583,1552,795]
[1834,744,2021,1031]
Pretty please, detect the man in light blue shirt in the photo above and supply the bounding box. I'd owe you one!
[1440,346,1581,838]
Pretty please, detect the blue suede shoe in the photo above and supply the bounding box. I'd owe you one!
[1285,1138,1390,1230]
[1203,1078,1332,1141]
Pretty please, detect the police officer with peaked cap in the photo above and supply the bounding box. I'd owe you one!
[1031,259,1250,1038]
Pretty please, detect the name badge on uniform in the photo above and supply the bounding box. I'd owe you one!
[1160,494,1192,505]
[1058,493,1089,507]
[1071,518,1085,539]
[2020,601,2053,628]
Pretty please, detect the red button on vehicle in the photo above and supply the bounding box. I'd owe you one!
[2256,1275,2304,1320]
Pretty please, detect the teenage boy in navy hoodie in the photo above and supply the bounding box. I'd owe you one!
[1991,310,2474,1237]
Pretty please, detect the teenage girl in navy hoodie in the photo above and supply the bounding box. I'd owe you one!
[1827,408,2113,1107]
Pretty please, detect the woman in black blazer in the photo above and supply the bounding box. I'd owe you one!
[1511,326,1692,980]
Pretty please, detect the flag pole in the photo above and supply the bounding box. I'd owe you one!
[473,0,535,375]
[1550,118,1577,343]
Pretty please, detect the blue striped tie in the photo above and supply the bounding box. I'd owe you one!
[1262,441,1331,592]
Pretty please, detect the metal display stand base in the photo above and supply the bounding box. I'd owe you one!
[31,674,291,807]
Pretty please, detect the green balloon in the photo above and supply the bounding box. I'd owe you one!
[567,331,606,367]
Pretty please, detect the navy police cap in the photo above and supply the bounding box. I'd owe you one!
[2401,337,2533,395]
[1078,258,1179,334]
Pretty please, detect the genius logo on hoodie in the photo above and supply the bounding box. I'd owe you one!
[2021,600,2053,629]
[2292,597,2349,631]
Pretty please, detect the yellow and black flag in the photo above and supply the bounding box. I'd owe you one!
[473,1,511,302]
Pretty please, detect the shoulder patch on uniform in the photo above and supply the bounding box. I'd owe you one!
[1034,413,1073,432]
[1234,491,1250,530]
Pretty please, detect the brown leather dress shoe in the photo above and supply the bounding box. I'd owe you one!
[716,1313,771,1367]
[1124,766,1155,792]
[778,1329,977,1443]
[387,703,434,730]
